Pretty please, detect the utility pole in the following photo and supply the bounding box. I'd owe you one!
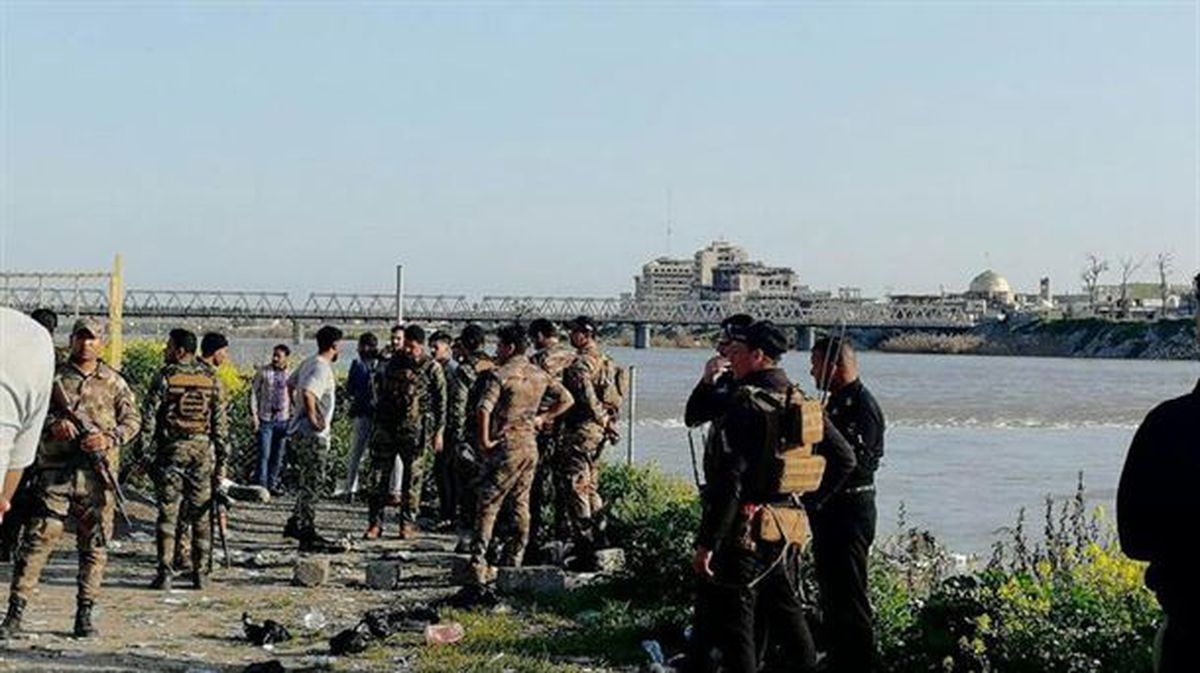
[108,254,124,369]
[395,264,404,325]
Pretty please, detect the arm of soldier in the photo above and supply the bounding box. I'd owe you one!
[537,379,574,430]
[111,376,142,451]
[429,362,447,452]
[445,372,468,446]
[804,418,857,509]
[1117,413,1166,561]
[566,362,606,425]
[475,376,502,451]
[140,371,168,454]
[210,376,231,478]
[695,444,749,577]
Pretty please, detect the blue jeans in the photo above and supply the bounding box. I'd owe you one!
[256,420,289,489]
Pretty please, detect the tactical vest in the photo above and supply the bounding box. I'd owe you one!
[735,384,826,548]
[164,370,218,436]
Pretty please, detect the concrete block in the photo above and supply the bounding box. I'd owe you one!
[366,560,403,589]
[292,557,331,587]
[496,566,568,595]
[226,484,271,503]
[593,548,626,574]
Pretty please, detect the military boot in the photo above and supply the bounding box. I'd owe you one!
[282,517,303,540]
[72,599,96,638]
[149,567,173,591]
[0,595,26,638]
[191,570,208,591]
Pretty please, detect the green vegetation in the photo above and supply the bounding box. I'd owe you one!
[439,466,1161,672]
[112,341,1163,671]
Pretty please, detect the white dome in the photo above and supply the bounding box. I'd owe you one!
[968,269,1012,296]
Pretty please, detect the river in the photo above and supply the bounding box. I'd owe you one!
[226,338,1198,555]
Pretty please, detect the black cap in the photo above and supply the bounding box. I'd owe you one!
[719,313,754,341]
[429,330,453,345]
[459,324,486,351]
[566,316,596,334]
[729,320,788,358]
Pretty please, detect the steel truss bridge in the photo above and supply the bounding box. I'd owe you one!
[2,279,977,331]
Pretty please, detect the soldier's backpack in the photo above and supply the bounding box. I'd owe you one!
[594,354,627,411]
[734,384,826,547]
[164,368,218,436]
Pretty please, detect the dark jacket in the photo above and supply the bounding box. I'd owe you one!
[688,367,856,550]
[825,378,885,489]
[346,357,379,419]
[1117,380,1200,611]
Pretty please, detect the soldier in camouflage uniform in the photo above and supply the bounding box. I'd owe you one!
[172,331,230,574]
[446,325,492,551]
[470,324,573,579]
[527,318,578,553]
[1,317,141,638]
[364,324,446,539]
[142,329,229,591]
[557,316,623,566]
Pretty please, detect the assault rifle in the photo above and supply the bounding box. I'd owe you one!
[208,476,232,572]
[49,381,133,530]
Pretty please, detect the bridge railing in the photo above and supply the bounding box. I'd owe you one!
[2,283,977,328]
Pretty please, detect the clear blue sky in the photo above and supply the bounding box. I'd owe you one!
[1,1,1197,298]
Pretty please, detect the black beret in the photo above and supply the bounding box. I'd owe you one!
[730,320,788,357]
[566,315,597,334]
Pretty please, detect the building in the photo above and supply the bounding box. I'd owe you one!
[694,241,750,287]
[634,257,695,302]
[633,240,804,302]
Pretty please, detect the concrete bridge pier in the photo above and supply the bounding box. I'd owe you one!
[794,325,815,351]
[291,319,303,345]
[633,323,653,350]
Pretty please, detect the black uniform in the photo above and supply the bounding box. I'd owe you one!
[808,378,885,672]
[688,367,857,673]
[1117,380,1200,673]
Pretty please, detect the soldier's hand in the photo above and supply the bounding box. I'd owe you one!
[693,546,714,579]
[701,356,729,384]
[80,432,111,453]
[50,419,79,441]
[533,414,548,432]
[433,432,444,454]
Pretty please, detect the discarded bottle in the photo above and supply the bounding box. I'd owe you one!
[302,608,327,631]
[424,622,465,645]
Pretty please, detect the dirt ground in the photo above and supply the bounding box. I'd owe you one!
[0,487,475,672]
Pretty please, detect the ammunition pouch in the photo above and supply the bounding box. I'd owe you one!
[754,505,810,548]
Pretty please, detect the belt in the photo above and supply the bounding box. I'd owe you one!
[841,484,876,495]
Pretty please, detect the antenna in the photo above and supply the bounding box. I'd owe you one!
[665,188,674,256]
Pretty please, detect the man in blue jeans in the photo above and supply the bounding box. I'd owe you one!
[250,344,292,493]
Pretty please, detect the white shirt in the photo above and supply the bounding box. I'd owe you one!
[287,354,336,440]
[0,307,56,475]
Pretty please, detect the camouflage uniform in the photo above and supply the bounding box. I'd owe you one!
[446,350,493,533]
[172,358,223,571]
[530,344,577,543]
[472,359,572,567]
[7,361,140,605]
[368,353,446,529]
[557,343,620,549]
[142,357,228,578]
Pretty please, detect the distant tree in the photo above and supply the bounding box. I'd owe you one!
[1081,253,1109,312]
[1117,256,1143,318]
[1154,252,1173,317]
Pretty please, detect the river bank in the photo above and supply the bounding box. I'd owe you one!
[876,318,1197,360]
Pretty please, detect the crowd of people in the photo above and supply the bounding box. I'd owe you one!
[2,277,1196,673]
[0,309,626,638]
